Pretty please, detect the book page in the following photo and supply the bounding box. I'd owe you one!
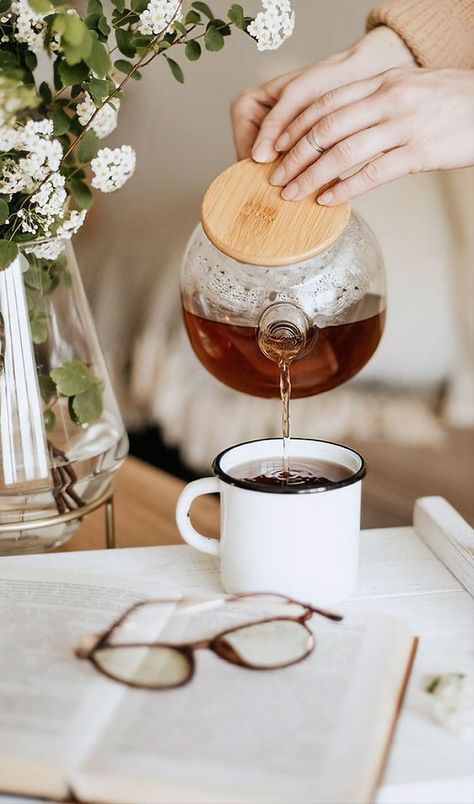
[0,567,174,800]
[73,602,414,804]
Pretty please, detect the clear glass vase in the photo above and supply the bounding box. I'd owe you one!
[0,240,128,554]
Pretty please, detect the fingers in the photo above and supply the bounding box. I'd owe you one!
[231,87,274,160]
[318,147,411,204]
[275,75,383,154]
[270,94,384,187]
[251,73,322,163]
[230,70,300,161]
[280,123,399,200]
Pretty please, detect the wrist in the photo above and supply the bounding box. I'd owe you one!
[351,26,416,75]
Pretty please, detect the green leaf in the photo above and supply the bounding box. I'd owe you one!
[166,57,184,84]
[115,27,136,58]
[83,76,114,104]
[114,58,133,75]
[58,59,90,87]
[43,409,56,432]
[204,25,224,51]
[185,9,201,24]
[228,3,245,29]
[59,14,93,64]
[192,1,214,19]
[24,262,52,292]
[111,0,125,9]
[29,0,53,12]
[39,373,57,404]
[131,0,148,11]
[24,50,38,71]
[72,382,104,424]
[0,240,18,271]
[51,360,97,397]
[30,310,50,344]
[85,37,112,78]
[210,18,231,35]
[39,81,52,105]
[87,0,103,13]
[70,179,94,210]
[185,40,201,61]
[173,20,187,35]
[0,0,11,11]
[98,14,111,37]
[0,199,9,226]
[52,108,71,136]
[77,129,100,163]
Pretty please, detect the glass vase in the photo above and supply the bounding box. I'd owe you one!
[0,240,128,554]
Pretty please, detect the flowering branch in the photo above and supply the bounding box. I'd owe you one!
[0,0,295,270]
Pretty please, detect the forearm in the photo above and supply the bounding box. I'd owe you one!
[367,0,474,69]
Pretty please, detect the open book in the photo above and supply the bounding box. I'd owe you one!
[0,553,416,804]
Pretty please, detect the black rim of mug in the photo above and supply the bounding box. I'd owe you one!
[212,437,367,495]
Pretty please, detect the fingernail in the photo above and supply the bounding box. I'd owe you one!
[252,139,275,163]
[275,132,289,151]
[270,166,285,186]
[318,191,334,205]
[282,182,299,201]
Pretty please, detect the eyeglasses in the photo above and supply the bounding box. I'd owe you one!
[75,593,342,689]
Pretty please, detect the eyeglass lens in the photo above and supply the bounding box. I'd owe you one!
[216,619,314,668]
[92,644,193,688]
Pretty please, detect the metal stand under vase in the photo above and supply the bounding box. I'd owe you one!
[0,488,116,549]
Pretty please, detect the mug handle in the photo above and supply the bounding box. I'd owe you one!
[175,477,220,556]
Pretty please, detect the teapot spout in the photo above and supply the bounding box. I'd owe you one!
[257,303,315,365]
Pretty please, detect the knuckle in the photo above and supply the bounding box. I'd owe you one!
[261,115,283,134]
[287,142,306,166]
[333,138,354,163]
[230,88,252,112]
[316,113,337,140]
[319,87,339,111]
[361,159,383,185]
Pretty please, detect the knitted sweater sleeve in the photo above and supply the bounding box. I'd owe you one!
[367,0,474,69]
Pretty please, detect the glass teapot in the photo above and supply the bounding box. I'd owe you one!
[181,159,385,399]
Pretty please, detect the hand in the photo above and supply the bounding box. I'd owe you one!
[230,26,415,162]
[270,68,474,204]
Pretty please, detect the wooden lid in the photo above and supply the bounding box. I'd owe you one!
[201,158,350,267]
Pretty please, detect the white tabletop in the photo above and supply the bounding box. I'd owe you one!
[1,510,473,804]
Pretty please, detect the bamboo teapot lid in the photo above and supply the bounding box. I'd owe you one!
[201,158,350,267]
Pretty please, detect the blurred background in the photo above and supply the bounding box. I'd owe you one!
[76,0,474,527]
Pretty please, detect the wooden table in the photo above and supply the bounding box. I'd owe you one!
[62,456,219,551]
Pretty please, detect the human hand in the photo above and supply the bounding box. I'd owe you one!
[230,26,415,162]
[270,68,474,204]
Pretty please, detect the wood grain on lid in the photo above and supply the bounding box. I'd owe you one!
[201,158,351,267]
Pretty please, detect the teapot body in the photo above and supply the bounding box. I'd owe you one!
[181,211,385,398]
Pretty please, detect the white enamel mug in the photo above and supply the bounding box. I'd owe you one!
[176,438,366,606]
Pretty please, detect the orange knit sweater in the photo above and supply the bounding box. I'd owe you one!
[367,0,474,69]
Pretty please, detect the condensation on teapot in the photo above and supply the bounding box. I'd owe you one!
[257,303,315,366]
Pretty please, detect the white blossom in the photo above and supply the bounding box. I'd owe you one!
[137,0,182,36]
[0,120,62,195]
[26,240,65,261]
[248,0,295,52]
[11,0,46,52]
[76,93,120,140]
[56,209,87,239]
[426,673,474,734]
[91,145,136,193]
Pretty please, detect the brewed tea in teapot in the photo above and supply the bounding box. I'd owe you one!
[181,159,385,399]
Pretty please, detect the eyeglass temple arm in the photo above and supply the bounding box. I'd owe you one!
[307,605,343,622]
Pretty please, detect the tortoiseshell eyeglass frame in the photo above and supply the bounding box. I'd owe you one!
[75,592,343,690]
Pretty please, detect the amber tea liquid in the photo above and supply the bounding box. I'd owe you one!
[183,302,385,399]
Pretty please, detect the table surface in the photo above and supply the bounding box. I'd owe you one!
[4,457,474,804]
